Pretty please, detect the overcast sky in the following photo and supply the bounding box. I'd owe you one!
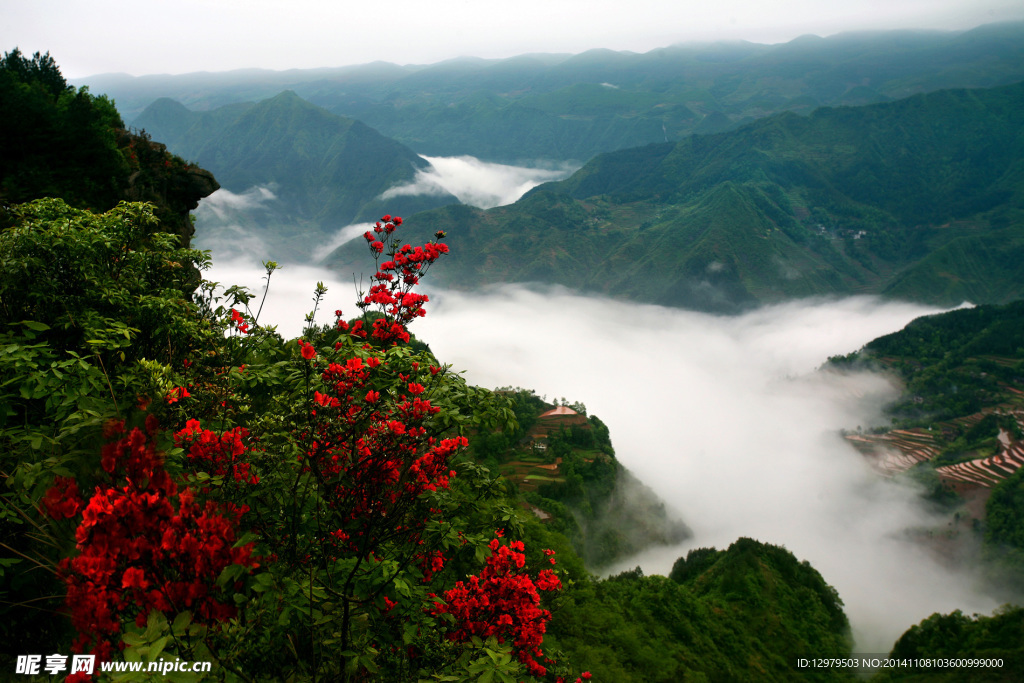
[3,0,1022,78]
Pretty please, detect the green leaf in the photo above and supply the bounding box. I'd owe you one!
[359,655,379,674]
[233,531,259,548]
[216,563,245,589]
[21,321,50,332]
[149,635,169,661]
[171,611,192,635]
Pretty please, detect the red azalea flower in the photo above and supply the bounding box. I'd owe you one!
[165,386,190,404]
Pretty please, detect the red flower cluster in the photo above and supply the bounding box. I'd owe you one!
[165,386,190,404]
[290,325,468,565]
[303,351,467,548]
[297,338,317,360]
[360,215,449,343]
[229,308,251,334]
[47,418,258,660]
[174,419,259,485]
[433,535,561,677]
[42,476,83,519]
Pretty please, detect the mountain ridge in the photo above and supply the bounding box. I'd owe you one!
[324,80,1024,312]
[79,21,1024,162]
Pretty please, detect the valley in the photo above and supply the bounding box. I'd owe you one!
[5,23,1024,678]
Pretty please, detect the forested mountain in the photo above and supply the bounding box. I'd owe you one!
[878,607,1024,682]
[132,91,458,259]
[547,538,854,681]
[0,49,217,241]
[826,302,1024,678]
[326,81,1024,311]
[80,21,1024,162]
[831,302,1024,569]
[2,50,865,681]
[8,47,1024,682]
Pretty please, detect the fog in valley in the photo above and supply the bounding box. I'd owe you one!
[417,288,1001,653]
[382,156,580,210]
[200,173,1004,655]
[193,156,580,263]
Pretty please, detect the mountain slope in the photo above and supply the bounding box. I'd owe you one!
[326,81,1024,311]
[0,49,217,242]
[547,538,853,681]
[134,91,458,258]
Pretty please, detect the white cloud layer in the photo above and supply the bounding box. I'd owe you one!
[310,223,375,264]
[197,186,278,220]
[381,156,580,210]
[415,287,1003,653]
[192,186,282,262]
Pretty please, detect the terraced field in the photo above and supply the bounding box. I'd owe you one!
[499,455,565,493]
[846,408,1024,490]
[936,425,1024,487]
[846,429,939,475]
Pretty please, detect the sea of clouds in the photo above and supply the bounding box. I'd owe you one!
[416,287,1001,653]
[197,157,1005,654]
[204,250,1003,651]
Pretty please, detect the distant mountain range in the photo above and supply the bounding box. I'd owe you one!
[114,25,1024,309]
[326,81,1024,311]
[81,21,1024,163]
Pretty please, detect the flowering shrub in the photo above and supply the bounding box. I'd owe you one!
[359,215,449,343]
[433,532,562,677]
[47,416,257,662]
[175,420,258,485]
[6,207,576,682]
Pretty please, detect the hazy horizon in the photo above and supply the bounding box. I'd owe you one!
[5,1,1022,79]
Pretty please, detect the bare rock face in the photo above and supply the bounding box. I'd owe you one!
[118,132,220,246]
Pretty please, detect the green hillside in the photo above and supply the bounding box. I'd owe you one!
[877,607,1024,682]
[826,304,1024,681]
[133,91,458,258]
[548,539,853,682]
[0,49,218,241]
[327,81,1024,311]
[830,302,1024,605]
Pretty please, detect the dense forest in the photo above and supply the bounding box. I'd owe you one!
[4,49,1024,682]
[1,50,863,682]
